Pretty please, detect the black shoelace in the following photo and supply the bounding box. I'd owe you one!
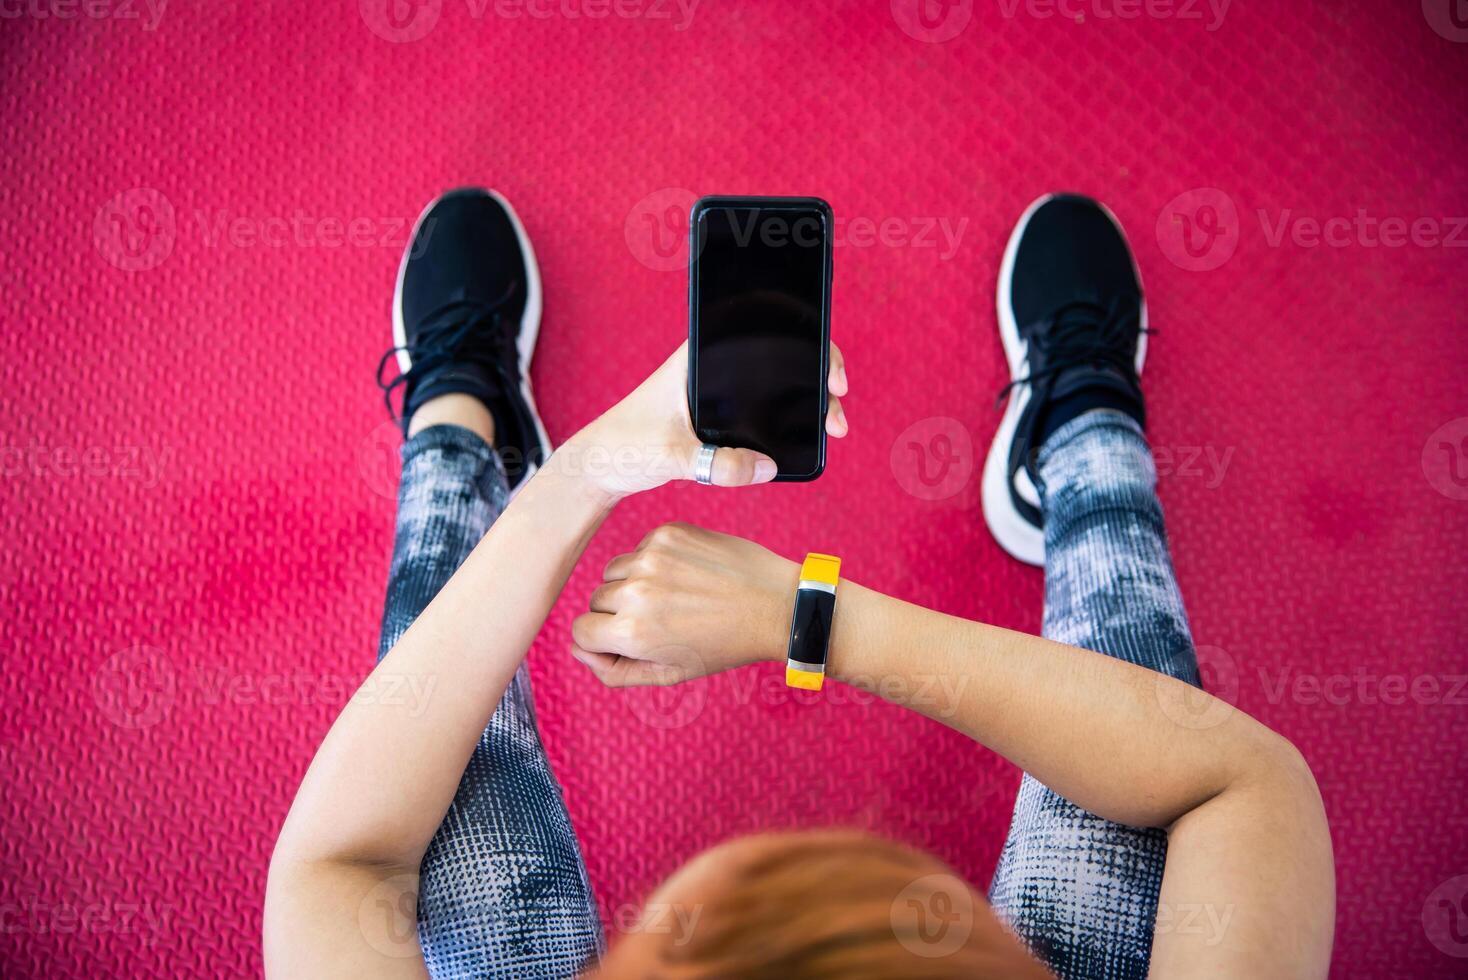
[376,282,519,422]
[994,295,1150,410]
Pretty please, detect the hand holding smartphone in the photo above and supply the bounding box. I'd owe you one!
[688,197,835,481]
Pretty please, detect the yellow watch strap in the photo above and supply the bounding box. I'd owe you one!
[798,553,842,587]
[785,665,825,691]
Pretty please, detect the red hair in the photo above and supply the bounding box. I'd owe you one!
[591,830,1052,979]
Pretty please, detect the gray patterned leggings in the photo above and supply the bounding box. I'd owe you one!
[378,409,1199,979]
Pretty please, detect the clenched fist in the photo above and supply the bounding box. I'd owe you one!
[570,523,800,686]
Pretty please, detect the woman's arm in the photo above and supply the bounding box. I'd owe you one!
[264,344,848,977]
[264,457,614,977]
[570,523,1335,977]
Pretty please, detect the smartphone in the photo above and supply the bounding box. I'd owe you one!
[687,196,833,481]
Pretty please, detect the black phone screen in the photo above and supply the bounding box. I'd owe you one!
[690,200,831,480]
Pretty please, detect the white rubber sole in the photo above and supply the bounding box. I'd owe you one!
[981,194,1148,566]
[392,189,552,498]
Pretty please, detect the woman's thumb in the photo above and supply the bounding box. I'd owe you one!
[698,446,777,486]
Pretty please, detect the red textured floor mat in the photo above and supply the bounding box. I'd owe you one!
[2,2,1465,976]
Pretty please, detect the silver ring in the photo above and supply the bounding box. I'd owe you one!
[694,443,717,485]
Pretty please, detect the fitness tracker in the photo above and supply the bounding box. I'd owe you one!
[785,553,840,691]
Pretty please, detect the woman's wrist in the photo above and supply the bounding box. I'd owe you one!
[755,556,802,665]
[551,423,687,502]
[538,438,627,512]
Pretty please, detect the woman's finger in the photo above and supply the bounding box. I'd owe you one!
[828,341,848,397]
[571,646,680,689]
[602,552,638,582]
[714,446,777,486]
[825,395,848,438]
[687,445,776,487]
[570,611,628,655]
[569,646,625,686]
[588,580,630,614]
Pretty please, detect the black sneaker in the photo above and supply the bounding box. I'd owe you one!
[377,188,551,494]
[981,193,1148,566]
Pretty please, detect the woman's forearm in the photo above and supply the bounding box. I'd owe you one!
[814,582,1288,830]
[818,583,1334,973]
[272,450,615,872]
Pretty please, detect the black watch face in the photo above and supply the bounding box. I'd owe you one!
[788,588,835,665]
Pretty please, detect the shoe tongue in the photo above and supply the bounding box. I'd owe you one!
[409,362,498,410]
[403,361,508,442]
[1048,362,1139,401]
